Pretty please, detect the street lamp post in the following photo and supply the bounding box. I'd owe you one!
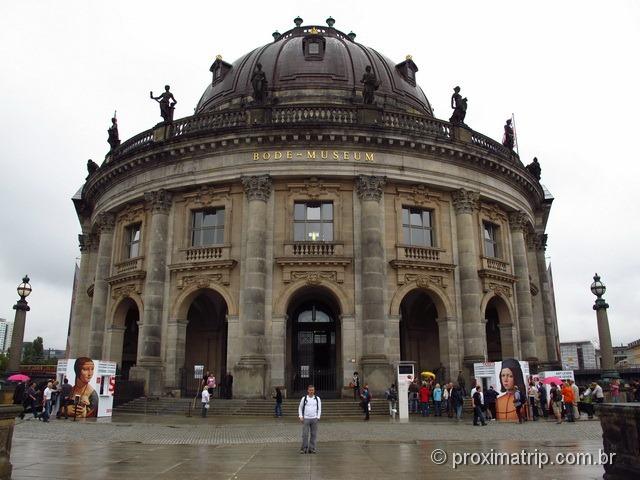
[590,273,618,381]
[7,276,32,373]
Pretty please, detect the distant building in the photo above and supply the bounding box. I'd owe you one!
[0,318,14,353]
[44,348,66,360]
[627,339,640,365]
[597,344,630,367]
[561,341,598,370]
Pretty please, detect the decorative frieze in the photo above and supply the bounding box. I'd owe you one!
[97,212,116,233]
[242,174,272,202]
[111,283,142,301]
[286,177,340,200]
[451,189,479,214]
[182,185,231,207]
[396,184,441,206]
[486,282,512,297]
[144,189,172,213]
[290,271,338,286]
[355,175,386,201]
[480,203,508,223]
[118,203,146,224]
[404,273,448,289]
[177,273,224,290]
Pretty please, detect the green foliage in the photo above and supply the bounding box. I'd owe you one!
[21,336,45,365]
[0,353,8,373]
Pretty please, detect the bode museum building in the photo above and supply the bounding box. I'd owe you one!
[69,18,561,398]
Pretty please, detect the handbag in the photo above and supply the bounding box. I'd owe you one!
[205,403,210,409]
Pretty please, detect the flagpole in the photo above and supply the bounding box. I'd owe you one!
[511,113,519,157]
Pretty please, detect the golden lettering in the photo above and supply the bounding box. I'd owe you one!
[253,152,260,160]
[321,151,328,159]
[263,152,271,160]
[343,151,350,160]
[333,151,339,160]
[286,151,293,159]
[307,151,316,159]
[354,152,361,161]
[365,152,374,162]
[274,151,282,159]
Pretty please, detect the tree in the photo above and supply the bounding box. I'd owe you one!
[22,336,45,365]
[0,353,8,373]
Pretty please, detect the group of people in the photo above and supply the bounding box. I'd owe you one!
[199,370,233,417]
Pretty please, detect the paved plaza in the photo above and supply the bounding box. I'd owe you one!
[11,414,608,479]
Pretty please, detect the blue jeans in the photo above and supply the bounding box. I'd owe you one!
[410,398,418,413]
[420,402,429,416]
[42,400,51,421]
[275,402,282,417]
[455,404,462,419]
[434,401,441,416]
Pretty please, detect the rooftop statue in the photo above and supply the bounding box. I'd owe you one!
[361,66,380,105]
[107,115,120,150]
[449,86,467,125]
[87,159,99,176]
[526,157,542,180]
[502,119,515,150]
[251,63,268,103]
[150,85,177,123]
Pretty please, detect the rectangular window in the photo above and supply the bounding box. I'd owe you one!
[293,202,333,241]
[124,224,141,259]
[401,207,434,247]
[191,208,225,247]
[483,221,500,258]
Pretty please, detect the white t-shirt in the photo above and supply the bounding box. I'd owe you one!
[298,395,322,419]
[43,387,52,401]
[201,390,210,403]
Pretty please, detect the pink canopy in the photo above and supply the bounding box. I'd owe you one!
[7,374,30,382]
[542,376,563,385]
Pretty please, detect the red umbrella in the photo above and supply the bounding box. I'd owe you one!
[542,376,563,385]
[7,374,30,382]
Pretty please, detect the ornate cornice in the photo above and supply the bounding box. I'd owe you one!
[144,189,172,213]
[535,233,548,251]
[356,175,386,201]
[480,202,508,223]
[97,212,116,233]
[508,211,528,232]
[451,189,479,214]
[118,203,146,224]
[242,175,272,202]
[389,259,456,273]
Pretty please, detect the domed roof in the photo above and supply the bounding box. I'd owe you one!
[195,21,433,116]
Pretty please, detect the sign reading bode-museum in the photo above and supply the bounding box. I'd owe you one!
[252,150,375,162]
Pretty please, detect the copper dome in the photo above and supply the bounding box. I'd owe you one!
[195,22,433,116]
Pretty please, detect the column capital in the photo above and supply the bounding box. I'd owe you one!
[508,210,528,232]
[242,175,272,202]
[535,233,548,251]
[144,189,173,213]
[355,175,386,201]
[451,189,479,214]
[96,212,116,233]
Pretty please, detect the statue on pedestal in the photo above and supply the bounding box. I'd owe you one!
[150,85,177,123]
[526,157,542,180]
[361,66,380,105]
[502,119,515,150]
[87,159,99,176]
[251,63,268,103]
[449,86,467,125]
[107,115,120,150]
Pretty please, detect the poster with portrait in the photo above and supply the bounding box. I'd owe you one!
[474,359,530,421]
[57,358,117,418]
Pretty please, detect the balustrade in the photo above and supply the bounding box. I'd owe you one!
[113,257,143,275]
[185,246,224,261]
[399,245,441,262]
[481,255,510,273]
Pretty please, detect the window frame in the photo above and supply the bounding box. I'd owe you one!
[293,201,334,242]
[190,207,226,247]
[401,206,435,248]
[483,221,500,259]
[124,223,142,259]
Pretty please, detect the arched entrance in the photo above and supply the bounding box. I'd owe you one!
[287,287,341,397]
[184,289,228,391]
[485,298,502,361]
[399,289,440,377]
[119,298,139,380]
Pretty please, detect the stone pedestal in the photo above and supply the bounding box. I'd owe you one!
[152,122,171,142]
[0,405,23,480]
[234,356,267,398]
[7,304,28,374]
[357,106,382,125]
[361,354,392,394]
[452,124,472,143]
[595,403,640,479]
[129,363,164,396]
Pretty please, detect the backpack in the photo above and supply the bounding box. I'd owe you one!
[302,396,319,416]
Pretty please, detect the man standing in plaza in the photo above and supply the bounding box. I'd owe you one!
[472,386,486,426]
[298,385,321,454]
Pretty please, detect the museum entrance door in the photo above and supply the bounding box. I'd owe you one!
[182,289,228,397]
[287,287,341,398]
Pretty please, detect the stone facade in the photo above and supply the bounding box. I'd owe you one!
[69,21,560,397]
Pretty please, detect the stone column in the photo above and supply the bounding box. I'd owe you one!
[88,212,115,359]
[355,175,391,392]
[527,232,548,361]
[498,322,516,358]
[105,325,126,363]
[437,316,460,383]
[235,175,272,398]
[164,318,188,390]
[535,234,561,367]
[8,294,29,374]
[68,233,97,357]
[130,189,171,395]
[508,211,537,363]
[451,189,485,374]
[0,405,23,480]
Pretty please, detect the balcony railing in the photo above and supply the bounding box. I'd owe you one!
[272,106,357,125]
[113,257,144,275]
[397,245,442,262]
[284,241,344,257]
[481,256,510,273]
[184,245,226,262]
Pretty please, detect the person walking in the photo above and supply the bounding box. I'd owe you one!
[408,380,419,414]
[442,383,450,417]
[23,383,39,419]
[473,386,487,426]
[538,381,549,418]
[352,372,360,401]
[570,379,580,419]
[484,386,498,421]
[201,385,210,418]
[457,370,467,397]
[433,383,442,417]
[561,381,575,422]
[386,383,398,419]
[610,379,620,403]
[56,378,73,419]
[550,382,563,424]
[591,382,604,404]
[206,373,216,398]
[360,384,372,421]
[274,387,283,417]
[298,385,321,453]
[419,383,430,417]
[41,382,53,423]
[514,386,523,424]
[451,384,464,420]
[528,382,539,421]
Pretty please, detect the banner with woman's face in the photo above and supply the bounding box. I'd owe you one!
[57,358,117,418]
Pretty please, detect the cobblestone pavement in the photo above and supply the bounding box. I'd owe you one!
[11,415,607,479]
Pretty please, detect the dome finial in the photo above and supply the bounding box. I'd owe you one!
[272,30,280,41]
[406,54,412,60]
[216,54,223,61]
[348,31,356,41]
[326,16,335,27]
[294,16,303,27]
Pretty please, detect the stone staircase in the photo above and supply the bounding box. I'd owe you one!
[115,397,391,418]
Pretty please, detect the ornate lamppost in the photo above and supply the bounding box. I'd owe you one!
[8,276,32,373]
[590,273,618,381]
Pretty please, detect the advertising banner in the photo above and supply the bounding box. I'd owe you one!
[474,359,530,421]
[57,357,117,418]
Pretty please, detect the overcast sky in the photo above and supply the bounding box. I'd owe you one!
[1,1,638,351]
